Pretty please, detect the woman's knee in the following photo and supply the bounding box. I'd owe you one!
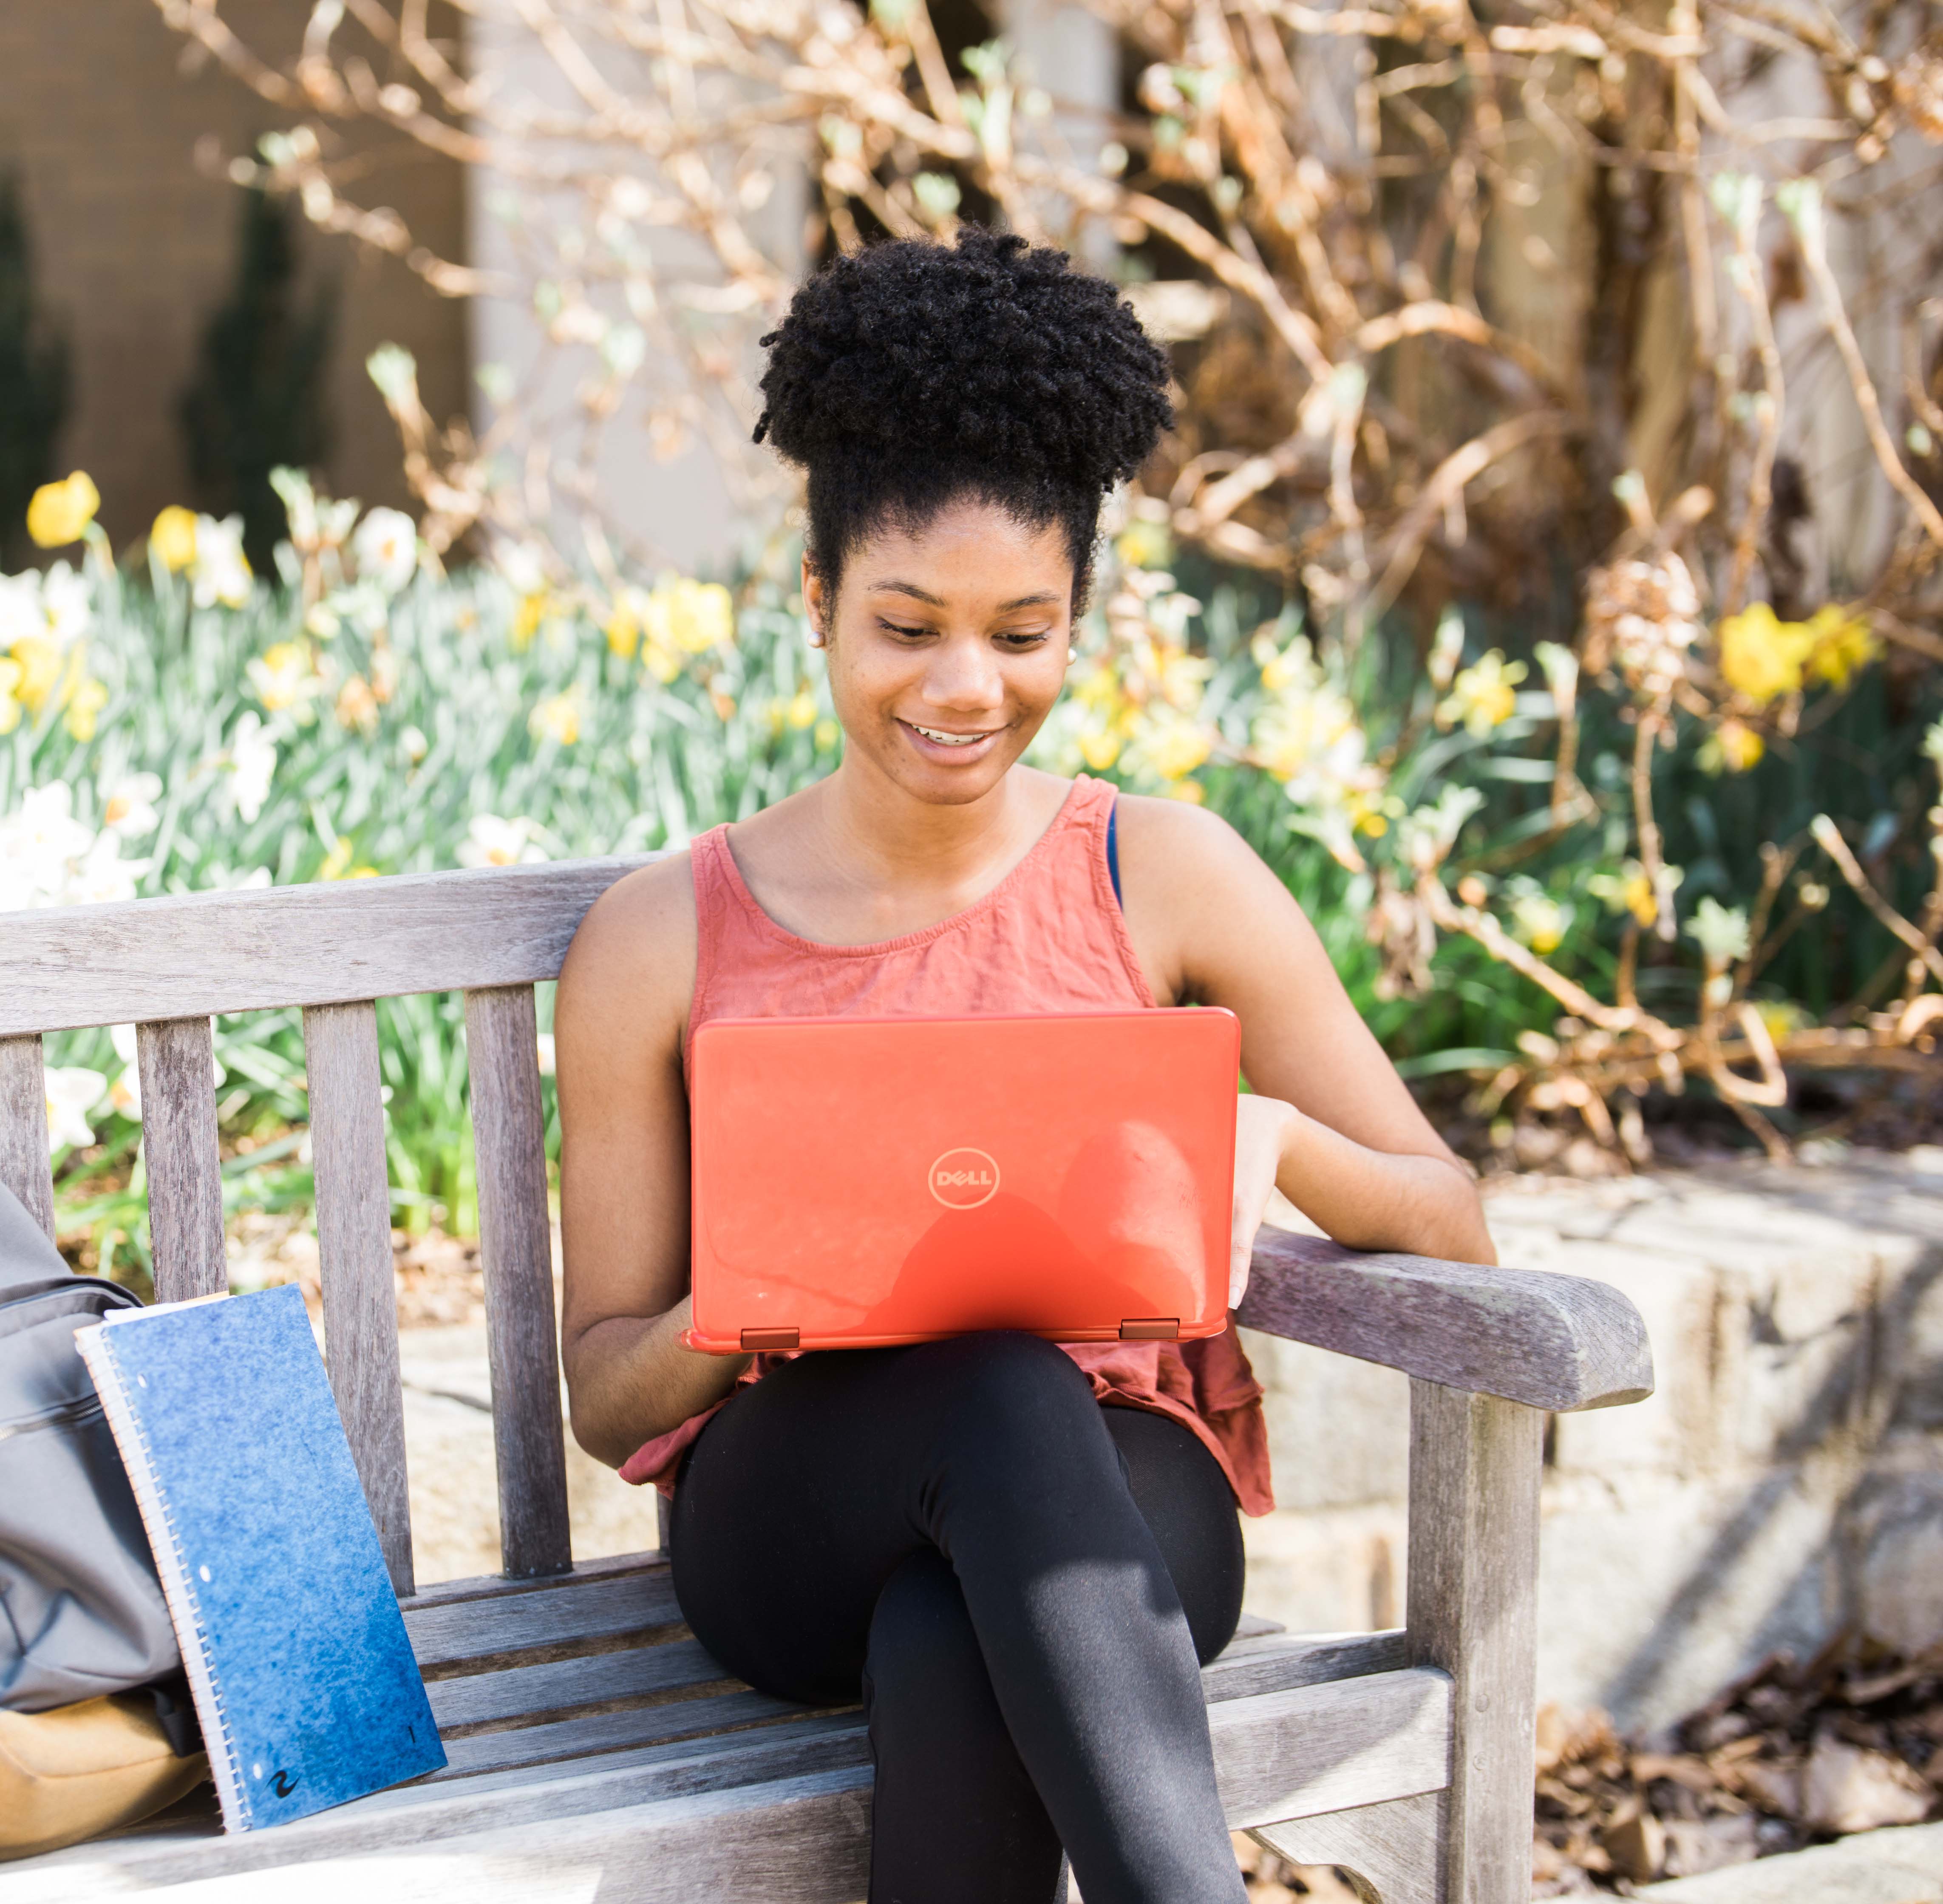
[913,1332,1108,1462]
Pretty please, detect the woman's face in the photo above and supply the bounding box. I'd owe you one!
[804,498,1074,807]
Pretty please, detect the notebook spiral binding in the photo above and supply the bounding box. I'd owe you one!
[80,1326,250,1829]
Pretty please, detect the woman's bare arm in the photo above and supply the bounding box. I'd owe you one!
[1116,796,1496,1273]
[555,855,751,1467]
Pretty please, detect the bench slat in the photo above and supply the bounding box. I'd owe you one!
[431,1686,819,1782]
[464,983,571,1578]
[406,1559,684,1674]
[135,1018,227,1303]
[0,1032,55,1240]
[428,1636,736,1734]
[304,1000,414,1597]
[0,859,651,1037]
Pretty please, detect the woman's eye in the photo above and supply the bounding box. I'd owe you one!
[999,630,1052,649]
[881,620,933,639]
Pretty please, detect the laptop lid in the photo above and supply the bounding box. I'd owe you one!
[686,1009,1240,1353]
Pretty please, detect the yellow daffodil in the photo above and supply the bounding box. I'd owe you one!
[530,689,582,746]
[1716,602,1813,704]
[26,472,100,549]
[1803,604,1878,688]
[1136,709,1212,782]
[1115,519,1174,572]
[1164,779,1206,803]
[1435,651,1527,736]
[247,640,323,712]
[1508,889,1569,955]
[1079,729,1123,771]
[511,592,549,652]
[0,654,23,734]
[1699,719,1765,775]
[664,579,735,654]
[604,599,642,659]
[787,690,818,729]
[150,506,199,572]
[9,635,62,714]
[63,676,109,742]
[814,718,841,751]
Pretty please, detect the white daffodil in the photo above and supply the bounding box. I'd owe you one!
[351,508,420,595]
[0,573,42,646]
[457,813,550,868]
[102,772,163,838]
[225,712,278,824]
[45,1067,108,1152]
[191,514,253,610]
[493,542,549,599]
[536,1032,556,1076]
[0,782,138,908]
[40,562,93,647]
[67,831,150,906]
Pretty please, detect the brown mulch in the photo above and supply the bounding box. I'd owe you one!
[1534,1638,1943,1894]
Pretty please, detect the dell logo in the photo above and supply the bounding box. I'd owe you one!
[929,1147,1000,1209]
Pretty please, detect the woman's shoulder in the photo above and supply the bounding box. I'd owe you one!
[556,849,699,1043]
[1110,790,1259,890]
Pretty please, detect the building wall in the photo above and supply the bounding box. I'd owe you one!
[0,0,468,549]
[1242,1157,1943,1733]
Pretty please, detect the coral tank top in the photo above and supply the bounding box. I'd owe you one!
[617,773,1275,1515]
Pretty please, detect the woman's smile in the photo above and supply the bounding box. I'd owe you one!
[898,717,1007,761]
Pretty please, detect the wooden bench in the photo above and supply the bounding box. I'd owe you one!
[0,860,1653,1904]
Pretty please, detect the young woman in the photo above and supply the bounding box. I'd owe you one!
[555,230,1494,1904]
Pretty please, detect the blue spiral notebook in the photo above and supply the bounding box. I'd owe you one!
[76,1283,445,1830]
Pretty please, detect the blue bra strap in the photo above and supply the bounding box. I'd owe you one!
[1106,798,1122,907]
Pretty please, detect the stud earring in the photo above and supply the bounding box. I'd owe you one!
[1066,646,1077,663]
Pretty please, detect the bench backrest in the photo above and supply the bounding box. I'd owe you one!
[0,859,651,1597]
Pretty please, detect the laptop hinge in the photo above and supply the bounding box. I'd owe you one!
[740,1327,801,1352]
[1119,1318,1180,1342]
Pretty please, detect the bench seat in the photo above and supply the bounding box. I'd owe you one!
[4,1552,1447,1902]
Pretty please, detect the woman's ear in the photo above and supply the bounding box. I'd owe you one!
[801,553,828,648]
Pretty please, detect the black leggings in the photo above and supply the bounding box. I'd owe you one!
[669,1332,1249,1904]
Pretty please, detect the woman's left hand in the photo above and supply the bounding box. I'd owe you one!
[1229,1094,1299,1311]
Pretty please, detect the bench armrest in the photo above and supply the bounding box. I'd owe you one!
[1234,1226,1654,1412]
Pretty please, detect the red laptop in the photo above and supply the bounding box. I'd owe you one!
[683,1009,1240,1354]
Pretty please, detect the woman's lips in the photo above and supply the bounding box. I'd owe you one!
[900,719,1004,762]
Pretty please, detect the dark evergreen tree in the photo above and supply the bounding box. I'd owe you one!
[178,187,336,569]
[0,173,70,567]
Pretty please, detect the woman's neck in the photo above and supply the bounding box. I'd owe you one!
[726,759,1072,946]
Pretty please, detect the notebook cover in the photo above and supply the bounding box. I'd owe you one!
[76,1284,444,1829]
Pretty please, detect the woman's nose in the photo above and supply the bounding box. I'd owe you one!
[921,635,1005,710]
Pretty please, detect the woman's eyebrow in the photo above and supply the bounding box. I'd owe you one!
[872,581,946,606]
[996,591,1062,611]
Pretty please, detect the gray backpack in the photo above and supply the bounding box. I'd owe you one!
[0,1181,180,1711]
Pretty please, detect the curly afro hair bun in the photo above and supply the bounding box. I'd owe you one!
[754,229,1172,603]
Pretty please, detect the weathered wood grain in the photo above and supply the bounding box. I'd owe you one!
[1407,1381,1544,1904]
[135,1018,227,1303]
[1238,1225,1654,1412]
[1201,1629,1408,1703]
[465,983,571,1578]
[427,1636,738,1732]
[0,1032,55,1241]
[1214,1666,1452,1830]
[405,1559,685,1674]
[304,1000,414,1597]
[7,1666,1452,1898]
[0,858,653,1037]
[1253,1790,1447,1904]
[431,1686,827,1782]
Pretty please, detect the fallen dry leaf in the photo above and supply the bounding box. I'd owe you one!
[1801,1733,1935,1833]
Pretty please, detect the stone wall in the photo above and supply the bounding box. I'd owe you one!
[1238,1154,1943,1734]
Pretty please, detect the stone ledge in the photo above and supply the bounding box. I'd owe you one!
[1638,1820,1943,1902]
